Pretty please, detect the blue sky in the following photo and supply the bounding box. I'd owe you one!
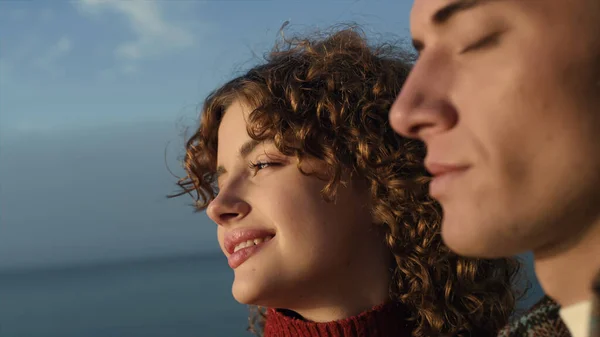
[0,0,413,271]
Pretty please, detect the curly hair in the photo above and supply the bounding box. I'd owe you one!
[172,27,523,337]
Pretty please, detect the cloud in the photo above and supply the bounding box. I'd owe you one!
[33,36,72,75]
[77,0,194,67]
[121,63,138,74]
[96,63,138,82]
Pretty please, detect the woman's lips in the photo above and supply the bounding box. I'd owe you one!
[223,228,275,269]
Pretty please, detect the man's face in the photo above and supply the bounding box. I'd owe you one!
[390,0,600,258]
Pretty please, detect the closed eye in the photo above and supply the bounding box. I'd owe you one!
[460,31,503,54]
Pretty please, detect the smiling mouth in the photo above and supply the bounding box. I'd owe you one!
[226,233,276,269]
[233,235,273,253]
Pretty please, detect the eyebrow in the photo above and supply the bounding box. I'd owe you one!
[412,0,483,52]
[215,139,261,179]
[433,0,481,24]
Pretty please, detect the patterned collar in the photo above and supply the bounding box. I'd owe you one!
[498,296,570,337]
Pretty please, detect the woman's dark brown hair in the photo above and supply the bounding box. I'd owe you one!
[172,27,523,337]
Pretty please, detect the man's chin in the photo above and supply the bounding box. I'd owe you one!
[441,219,521,259]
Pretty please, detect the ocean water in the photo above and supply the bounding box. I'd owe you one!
[0,254,249,337]
[0,253,544,337]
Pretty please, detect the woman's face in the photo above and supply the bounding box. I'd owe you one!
[206,100,391,320]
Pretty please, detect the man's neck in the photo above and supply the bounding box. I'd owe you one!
[534,217,600,307]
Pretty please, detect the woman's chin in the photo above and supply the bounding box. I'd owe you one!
[231,278,268,306]
[231,278,291,309]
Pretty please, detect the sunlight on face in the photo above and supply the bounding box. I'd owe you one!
[206,100,390,318]
[390,0,600,257]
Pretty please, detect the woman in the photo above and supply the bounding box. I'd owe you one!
[173,28,521,337]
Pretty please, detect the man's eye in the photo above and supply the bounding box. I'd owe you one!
[460,31,503,54]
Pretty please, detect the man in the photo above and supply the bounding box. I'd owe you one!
[389,1,600,336]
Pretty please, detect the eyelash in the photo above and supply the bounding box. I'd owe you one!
[248,161,279,175]
[207,160,280,208]
[460,31,503,54]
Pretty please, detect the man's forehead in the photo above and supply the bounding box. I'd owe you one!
[413,0,477,22]
[410,0,582,27]
[410,0,492,28]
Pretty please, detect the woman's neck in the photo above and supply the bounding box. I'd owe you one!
[263,301,413,337]
[286,283,392,323]
[285,239,393,323]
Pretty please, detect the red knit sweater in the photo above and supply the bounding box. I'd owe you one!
[263,301,413,337]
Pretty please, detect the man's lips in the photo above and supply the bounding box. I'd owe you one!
[426,162,470,198]
[425,163,470,177]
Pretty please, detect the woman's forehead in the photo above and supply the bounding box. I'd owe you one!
[217,102,252,151]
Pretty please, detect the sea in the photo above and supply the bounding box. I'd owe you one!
[0,254,248,337]
[0,253,544,337]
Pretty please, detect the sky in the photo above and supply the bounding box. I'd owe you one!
[0,0,414,271]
